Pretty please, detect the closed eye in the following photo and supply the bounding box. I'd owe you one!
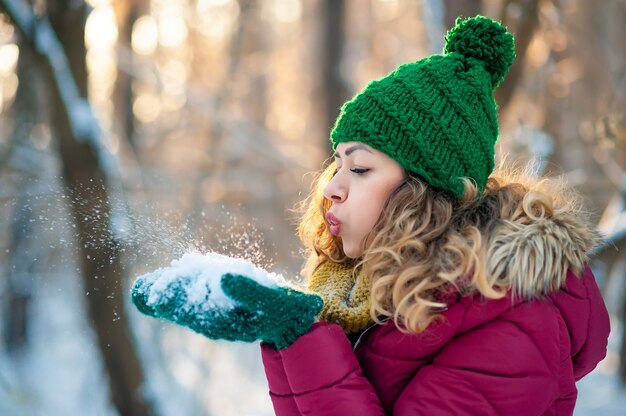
[350,168,370,175]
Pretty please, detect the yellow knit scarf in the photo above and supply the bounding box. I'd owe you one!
[306,261,374,334]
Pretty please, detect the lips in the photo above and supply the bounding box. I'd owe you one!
[325,212,342,236]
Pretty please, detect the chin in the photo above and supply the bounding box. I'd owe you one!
[342,244,362,259]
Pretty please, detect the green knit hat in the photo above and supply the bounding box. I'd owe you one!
[330,16,515,199]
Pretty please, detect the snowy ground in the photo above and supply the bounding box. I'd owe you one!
[0,263,625,416]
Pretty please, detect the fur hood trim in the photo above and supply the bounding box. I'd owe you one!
[487,207,598,298]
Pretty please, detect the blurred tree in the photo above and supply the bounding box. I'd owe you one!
[0,0,154,414]
[2,31,37,352]
[320,0,349,154]
[443,0,481,27]
[4,195,34,352]
[47,1,151,413]
[113,0,146,153]
[495,0,540,117]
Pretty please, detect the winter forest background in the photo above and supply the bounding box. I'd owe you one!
[0,0,625,415]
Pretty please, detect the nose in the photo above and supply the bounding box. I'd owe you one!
[323,172,347,203]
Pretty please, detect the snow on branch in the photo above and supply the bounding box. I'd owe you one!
[0,0,115,175]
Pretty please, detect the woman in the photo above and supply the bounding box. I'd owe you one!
[132,16,610,415]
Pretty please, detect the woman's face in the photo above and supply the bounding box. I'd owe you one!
[323,142,405,258]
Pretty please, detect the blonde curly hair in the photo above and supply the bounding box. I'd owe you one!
[298,160,597,333]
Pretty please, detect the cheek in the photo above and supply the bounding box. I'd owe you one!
[354,183,395,228]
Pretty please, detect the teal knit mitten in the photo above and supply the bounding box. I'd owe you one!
[131,254,323,349]
[221,273,323,349]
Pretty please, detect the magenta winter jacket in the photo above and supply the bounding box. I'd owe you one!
[261,266,609,415]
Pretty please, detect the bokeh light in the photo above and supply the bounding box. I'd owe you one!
[132,16,158,56]
[85,6,118,49]
[0,43,18,75]
[133,92,161,123]
[157,4,188,48]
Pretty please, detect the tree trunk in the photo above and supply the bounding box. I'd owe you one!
[494,0,540,119]
[2,32,38,352]
[113,0,144,153]
[44,2,153,414]
[320,0,348,155]
[4,193,34,352]
[443,0,481,28]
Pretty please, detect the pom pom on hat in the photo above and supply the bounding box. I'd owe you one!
[444,15,515,87]
[330,15,516,200]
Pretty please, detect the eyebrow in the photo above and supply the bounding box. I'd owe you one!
[334,144,373,158]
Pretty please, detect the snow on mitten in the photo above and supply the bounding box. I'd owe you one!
[130,252,322,349]
[132,272,259,342]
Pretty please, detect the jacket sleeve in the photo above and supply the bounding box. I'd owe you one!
[570,266,610,380]
[261,321,385,416]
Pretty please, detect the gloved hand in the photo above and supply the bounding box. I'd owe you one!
[221,273,323,348]
[131,271,323,349]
